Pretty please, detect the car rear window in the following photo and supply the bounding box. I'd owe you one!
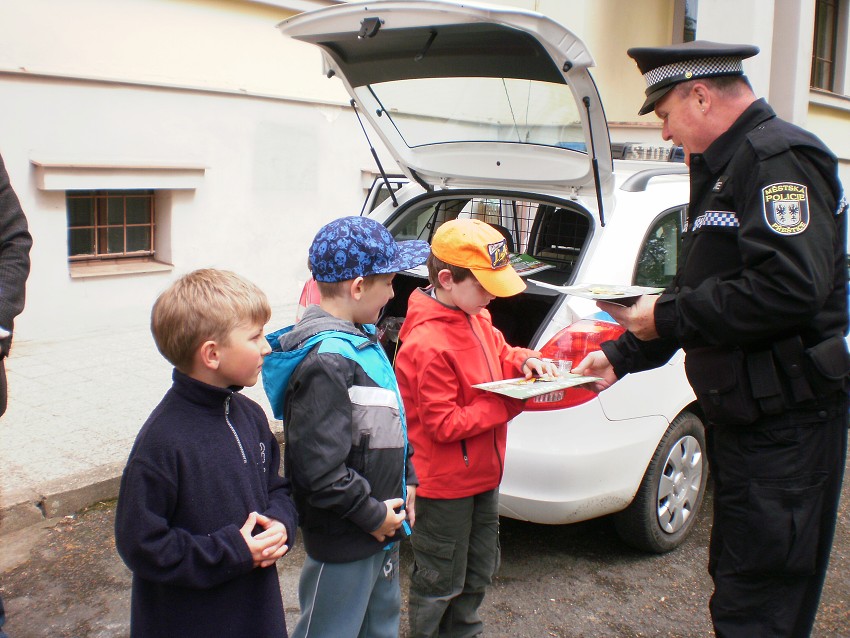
[389,193,592,279]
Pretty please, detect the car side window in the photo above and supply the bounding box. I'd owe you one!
[392,202,443,241]
[634,206,685,288]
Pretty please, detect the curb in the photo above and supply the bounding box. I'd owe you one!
[0,429,286,537]
[0,462,124,536]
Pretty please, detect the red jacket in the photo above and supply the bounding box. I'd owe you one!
[396,288,539,499]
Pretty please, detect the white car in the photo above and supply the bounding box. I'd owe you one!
[282,0,706,552]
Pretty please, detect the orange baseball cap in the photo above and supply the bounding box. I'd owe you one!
[431,219,526,297]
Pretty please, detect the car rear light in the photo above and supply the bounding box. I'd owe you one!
[524,317,625,411]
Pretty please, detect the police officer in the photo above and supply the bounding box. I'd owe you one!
[574,41,848,638]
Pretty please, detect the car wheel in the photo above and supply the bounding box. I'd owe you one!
[613,410,707,553]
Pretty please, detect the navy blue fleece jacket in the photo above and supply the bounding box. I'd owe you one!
[115,369,297,637]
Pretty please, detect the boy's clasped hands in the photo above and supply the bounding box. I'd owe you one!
[241,511,290,569]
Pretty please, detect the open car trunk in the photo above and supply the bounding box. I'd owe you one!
[375,190,592,351]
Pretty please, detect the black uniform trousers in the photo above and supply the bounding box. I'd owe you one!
[705,393,848,638]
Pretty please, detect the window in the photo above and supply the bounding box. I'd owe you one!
[683,0,698,42]
[67,190,155,260]
[812,0,840,91]
[388,193,591,280]
[360,175,407,215]
[634,206,686,288]
[673,0,698,43]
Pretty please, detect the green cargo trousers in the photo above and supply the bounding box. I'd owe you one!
[407,489,500,638]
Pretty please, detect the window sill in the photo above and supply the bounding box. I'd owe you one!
[809,88,850,113]
[69,258,173,279]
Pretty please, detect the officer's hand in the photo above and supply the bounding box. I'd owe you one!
[572,351,618,392]
[598,295,659,341]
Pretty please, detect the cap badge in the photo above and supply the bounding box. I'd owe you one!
[487,239,510,269]
[762,182,809,235]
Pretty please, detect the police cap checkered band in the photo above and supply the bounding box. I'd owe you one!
[643,56,743,91]
[627,41,759,115]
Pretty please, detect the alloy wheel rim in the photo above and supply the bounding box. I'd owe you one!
[656,434,703,534]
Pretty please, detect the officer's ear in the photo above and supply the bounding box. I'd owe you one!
[691,83,711,113]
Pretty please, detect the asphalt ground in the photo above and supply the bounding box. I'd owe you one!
[0,467,848,637]
[0,303,847,636]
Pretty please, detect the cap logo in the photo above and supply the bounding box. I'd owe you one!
[487,239,510,269]
[762,182,809,235]
[685,71,693,79]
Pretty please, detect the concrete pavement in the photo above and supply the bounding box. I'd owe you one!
[0,304,297,537]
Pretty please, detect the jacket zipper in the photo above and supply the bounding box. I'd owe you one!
[463,315,503,472]
[225,396,247,464]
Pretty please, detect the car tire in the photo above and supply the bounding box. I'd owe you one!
[613,410,707,553]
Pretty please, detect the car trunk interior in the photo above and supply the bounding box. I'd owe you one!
[377,191,593,355]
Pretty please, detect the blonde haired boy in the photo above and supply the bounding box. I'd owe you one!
[115,268,298,638]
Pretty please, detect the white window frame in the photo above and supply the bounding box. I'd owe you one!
[32,160,205,278]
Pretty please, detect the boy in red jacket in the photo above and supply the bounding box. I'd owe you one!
[395,218,557,638]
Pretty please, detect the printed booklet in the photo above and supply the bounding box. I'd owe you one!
[509,253,555,277]
[473,372,601,400]
[527,281,664,305]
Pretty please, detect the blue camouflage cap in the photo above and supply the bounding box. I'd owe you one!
[309,216,430,283]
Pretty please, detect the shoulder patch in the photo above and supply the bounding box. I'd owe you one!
[762,182,809,235]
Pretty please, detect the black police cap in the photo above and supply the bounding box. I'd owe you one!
[627,40,759,115]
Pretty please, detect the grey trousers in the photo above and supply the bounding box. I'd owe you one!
[408,489,500,638]
[292,544,401,638]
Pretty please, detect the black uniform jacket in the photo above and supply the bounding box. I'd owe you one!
[0,153,32,354]
[603,99,848,385]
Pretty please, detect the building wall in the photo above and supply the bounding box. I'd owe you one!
[479,0,674,142]
[480,0,850,183]
[0,0,344,103]
[1,0,847,343]
[0,0,376,341]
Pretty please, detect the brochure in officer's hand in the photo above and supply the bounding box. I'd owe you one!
[527,281,664,306]
[473,373,602,400]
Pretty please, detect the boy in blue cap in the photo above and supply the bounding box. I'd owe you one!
[263,216,430,638]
